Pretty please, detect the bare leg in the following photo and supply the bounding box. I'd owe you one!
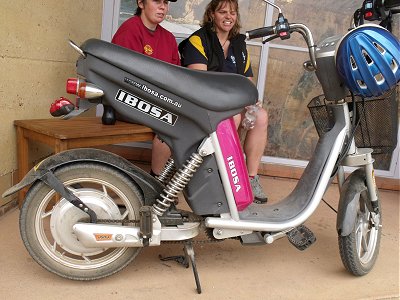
[151,136,171,175]
[234,108,269,203]
[234,108,268,175]
[233,113,242,128]
[243,108,268,176]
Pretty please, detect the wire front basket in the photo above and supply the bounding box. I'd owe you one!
[308,88,399,155]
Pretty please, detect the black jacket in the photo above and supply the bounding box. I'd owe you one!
[179,23,251,76]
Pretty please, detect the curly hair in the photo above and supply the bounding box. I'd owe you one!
[202,0,242,39]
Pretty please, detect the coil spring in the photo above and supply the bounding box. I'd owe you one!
[156,157,176,185]
[152,153,203,216]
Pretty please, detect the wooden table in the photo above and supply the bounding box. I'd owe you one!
[15,117,154,205]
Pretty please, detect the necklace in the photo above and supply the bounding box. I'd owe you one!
[220,39,229,48]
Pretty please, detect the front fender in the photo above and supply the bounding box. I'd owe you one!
[2,148,164,205]
[336,169,367,236]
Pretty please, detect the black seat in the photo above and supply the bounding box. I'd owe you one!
[80,39,258,112]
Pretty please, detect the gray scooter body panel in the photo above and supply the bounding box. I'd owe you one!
[77,55,230,214]
[2,148,164,206]
[74,40,246,215]
[79,39,258,113]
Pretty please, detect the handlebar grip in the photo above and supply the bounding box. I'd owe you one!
[245,26,275,39]
[382,0,400,9]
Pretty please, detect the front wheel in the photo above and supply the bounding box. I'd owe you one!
[20,162,144,280]
[338,169,382,276]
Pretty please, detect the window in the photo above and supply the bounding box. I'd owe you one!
[102,0,399,179]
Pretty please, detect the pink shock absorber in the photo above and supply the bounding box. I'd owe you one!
[216,118,253,211]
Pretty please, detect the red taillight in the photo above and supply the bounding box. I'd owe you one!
[66,78,104,99]
[66,78,79,94]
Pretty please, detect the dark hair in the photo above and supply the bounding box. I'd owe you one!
[202,0,241,39]
[135,0,143,16]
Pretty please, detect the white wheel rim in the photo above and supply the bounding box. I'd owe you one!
[355,201,380,265]
[34,177,136,270]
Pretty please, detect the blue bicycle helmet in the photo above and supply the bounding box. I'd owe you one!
[336,24,400,98]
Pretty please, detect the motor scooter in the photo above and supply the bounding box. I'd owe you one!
[3,0,399,294]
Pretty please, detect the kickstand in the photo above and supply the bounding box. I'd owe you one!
[184,240,202,294]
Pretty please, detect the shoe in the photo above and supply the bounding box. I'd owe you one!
[250,175,268,204]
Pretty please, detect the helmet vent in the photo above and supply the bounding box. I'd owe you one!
[362,50,373,65]
[373,42,386,54]
[350,56,357,70]
[374,73,385,85]
[390,59,398,73]
[357,79,367,89]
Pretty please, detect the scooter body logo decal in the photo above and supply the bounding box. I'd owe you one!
[227,155,241,192]
[115,89,178,126]
[94,233,113,241]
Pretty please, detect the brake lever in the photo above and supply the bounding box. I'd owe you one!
[262,34,279,44]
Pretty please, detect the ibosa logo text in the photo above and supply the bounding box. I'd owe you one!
[227,156,241,192]
[115,89,178,126]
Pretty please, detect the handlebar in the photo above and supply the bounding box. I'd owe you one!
[245,0,400,71]
[246,22,318,70]
[245,26,275,40]
[380,0,400,9]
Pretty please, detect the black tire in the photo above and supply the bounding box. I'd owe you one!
[338,170,382,276]
[20,162,144,280]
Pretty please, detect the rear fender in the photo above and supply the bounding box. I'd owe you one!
[336,169,367,236]
[2,148,164,206]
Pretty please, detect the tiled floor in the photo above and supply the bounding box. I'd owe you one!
[0,175,398,299]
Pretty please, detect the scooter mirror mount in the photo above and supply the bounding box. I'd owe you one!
[68,39,86,58]
[262,0,282,13]
[261,1,290,40]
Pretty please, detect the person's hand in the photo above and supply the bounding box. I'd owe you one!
[255,100,263,107]
[245,100,262,110]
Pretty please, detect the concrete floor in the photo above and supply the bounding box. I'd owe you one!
[0,176,398,300]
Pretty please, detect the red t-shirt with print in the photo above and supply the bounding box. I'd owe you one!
[112,16,180,66]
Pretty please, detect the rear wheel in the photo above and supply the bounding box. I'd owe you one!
[20,162,144,280]
[338,171,382,276]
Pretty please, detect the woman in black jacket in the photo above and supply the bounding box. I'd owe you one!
[181,0,269,203]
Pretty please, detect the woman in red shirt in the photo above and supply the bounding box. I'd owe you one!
[112,0,179,176]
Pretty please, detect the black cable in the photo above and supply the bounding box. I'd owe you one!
[322,197,337,213]
[356,95,369,149]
